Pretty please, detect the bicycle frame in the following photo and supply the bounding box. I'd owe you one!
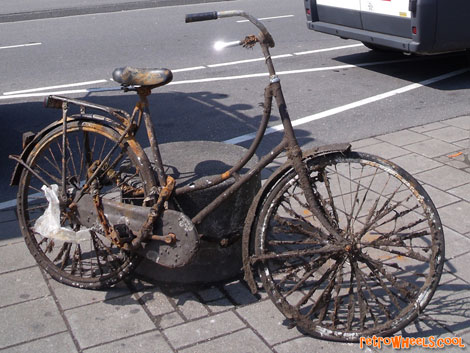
[12,10,345,250]
[9,11,445,339]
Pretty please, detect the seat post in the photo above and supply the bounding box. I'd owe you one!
[137,87,167,187]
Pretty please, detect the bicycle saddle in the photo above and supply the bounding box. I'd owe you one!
[112,67,173,87]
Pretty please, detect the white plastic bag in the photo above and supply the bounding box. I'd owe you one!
[34,184,91,243]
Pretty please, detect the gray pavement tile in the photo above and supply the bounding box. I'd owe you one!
[274,337,371,353]
[404,139,460,158]
[0,241,37,274]
[444,252,470,283]
[445,116,470,130]
[462,330,470,348]
[390,153,442,175]
[65,294,155,349]
[261,168,274,181]
[422,275,470,337]
[377,130,429,146]
[157,311,184,329]
[454,138,470,149]
[422,184,460,208]
[137,286,175,317]
[179,328,272,353]
[0,296,67,349]
[404,315,449,337]
[223,280,258,305]
[173,292,210,320]
[351,137,381,149]
[410,122,447,133]
[236,300,302,345]
[355,142,409,159]
[424,126,470,143]
[435,155,470,170]
[0,210,22,246]
[2,332,77,353]
[416,166,469,191]
[438,201,470,235]
[266,156,287,171]
[50,279,132,311]
[205,297,233,313]
[0,266,50,308]
[373,318,458,353]
[449,183,470,202]
[377,333,465,353]
[198,286,225,302]
[163,311,245,349]
[442,227,470,259]
[83,330,171,353]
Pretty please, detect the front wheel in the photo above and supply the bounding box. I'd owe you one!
[253,151,444,341]
[17,121,153,289]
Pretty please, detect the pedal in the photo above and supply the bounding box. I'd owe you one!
[110,224,136,246]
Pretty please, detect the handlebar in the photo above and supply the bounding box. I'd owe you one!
[185,10,274,47]
[185,11,218,23]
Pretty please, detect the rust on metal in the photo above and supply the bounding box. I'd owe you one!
[150,233,176,244]
[242,34,258,49]
[126,175,176,251]
[221,171,231,180]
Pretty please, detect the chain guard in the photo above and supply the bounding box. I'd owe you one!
[137,210,199,268]
[75,194,199,268]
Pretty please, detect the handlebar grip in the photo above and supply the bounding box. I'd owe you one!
[185,11,218,23]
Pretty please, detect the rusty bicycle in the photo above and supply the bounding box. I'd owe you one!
[9,10,444,341]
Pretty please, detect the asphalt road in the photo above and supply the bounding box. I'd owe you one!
[1,0,469,205]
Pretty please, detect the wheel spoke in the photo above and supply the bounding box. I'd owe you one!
[17,124,147,289]
[255,151,444,341]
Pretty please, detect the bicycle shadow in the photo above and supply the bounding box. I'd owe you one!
[0,89,315,241]
[102,269,470,343]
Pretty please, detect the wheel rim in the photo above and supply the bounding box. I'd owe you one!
[256,153,444,340]
[18,124,146,287]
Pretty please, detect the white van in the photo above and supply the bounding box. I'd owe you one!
[304,0,470,54]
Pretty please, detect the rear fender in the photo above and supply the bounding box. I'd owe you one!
[241,143,351,294]
[10,114,149,187]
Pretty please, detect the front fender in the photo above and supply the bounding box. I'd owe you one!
[241,143,351,294]
[10,114,128,186]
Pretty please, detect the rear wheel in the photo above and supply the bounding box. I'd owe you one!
[17,121,153,289]
[254,151,444,341]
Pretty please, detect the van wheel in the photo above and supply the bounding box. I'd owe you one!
[362,42,400,53]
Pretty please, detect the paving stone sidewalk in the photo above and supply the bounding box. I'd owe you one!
[1,116,469,353]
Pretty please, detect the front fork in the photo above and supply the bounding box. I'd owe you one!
[271,80,343,242]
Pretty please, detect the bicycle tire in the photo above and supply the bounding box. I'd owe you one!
[17,121,152,289]
[254,151,444,341]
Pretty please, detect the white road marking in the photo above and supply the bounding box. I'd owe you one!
[2,44,365,97]
[0,42,42,50]
[0,87,121,100]
[207,54,293,68]
[0,198,17,210]
[168,57,422,85]
[294,44,364,56]
[0,57,430,99]
[172,66,206,73]
[2,68,467,210]
[223,68,469,144]
[3,80,109,95]
[236,15,295,23]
